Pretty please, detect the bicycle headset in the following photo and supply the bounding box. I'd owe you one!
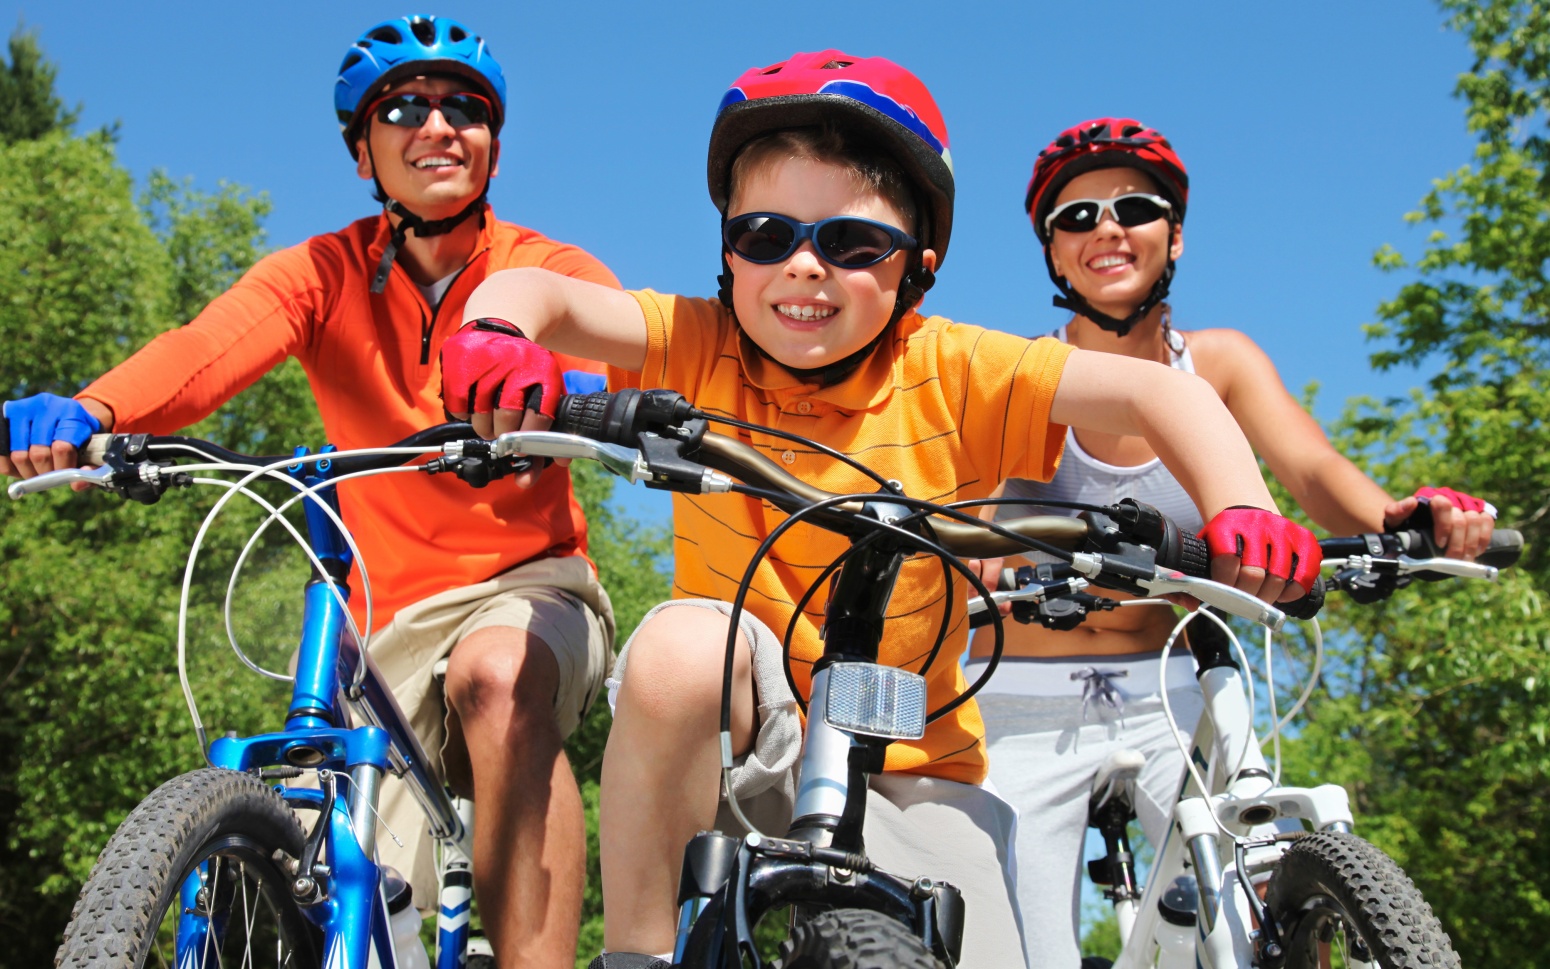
[1025,118,1190,337]
[705,50,956,385]
[333,14,509,293]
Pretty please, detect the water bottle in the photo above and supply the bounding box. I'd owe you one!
[384,868,432,969]
[1155,874,1198,969]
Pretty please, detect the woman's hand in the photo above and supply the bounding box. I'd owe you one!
[1382,487,1496,560]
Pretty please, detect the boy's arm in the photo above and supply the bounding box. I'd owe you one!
[1049,349,1318,601]
[1051,348,1276,518]
[462,267,648,372]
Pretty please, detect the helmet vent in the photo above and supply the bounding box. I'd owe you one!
[410,18,437,46]
[761,65,783,74]
[820,60,853,69]
[1121,124,1142,137]
[341,51,363,71]
[449,25,468,42]
[367,26,402,44]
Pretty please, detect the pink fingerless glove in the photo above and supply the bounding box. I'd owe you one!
[1198,507,1323,590]
[439,318,565,419]
[1413,486,1497,518]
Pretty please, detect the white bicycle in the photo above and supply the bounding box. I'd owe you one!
[970,518,1522,969]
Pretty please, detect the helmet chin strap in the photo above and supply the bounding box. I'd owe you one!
[1045,221,1178,338]
[715,260,936,387]
[365,136,489,294]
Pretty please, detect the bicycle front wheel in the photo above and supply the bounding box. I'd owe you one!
[776,908,942,969]
[1265,831,1459,969]
[56,767,321,969]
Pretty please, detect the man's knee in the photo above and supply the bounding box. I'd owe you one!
[444,625,560,724]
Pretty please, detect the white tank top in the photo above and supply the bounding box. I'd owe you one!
[995,325,1205,538]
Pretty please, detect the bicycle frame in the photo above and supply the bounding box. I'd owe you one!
[673,498,965,968]
[1107,636,1353,969]
[184,449,475,969]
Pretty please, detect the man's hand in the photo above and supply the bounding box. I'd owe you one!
[1382,486,1496,560]
[440,318,567,489]
[2,394,104,479]
[1200,507,1323,604]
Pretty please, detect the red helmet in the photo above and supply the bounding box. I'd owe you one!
[707,50,955,263]
[1025,118,1188,244]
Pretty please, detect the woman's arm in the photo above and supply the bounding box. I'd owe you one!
[1197,328,1494,557]
[462,267,649,372]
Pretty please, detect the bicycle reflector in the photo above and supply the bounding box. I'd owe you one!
[823,663,927,741]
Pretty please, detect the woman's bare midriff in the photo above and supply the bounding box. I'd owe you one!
[967,594,1187,660]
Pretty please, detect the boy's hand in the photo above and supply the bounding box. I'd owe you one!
[2,394,103,479]
[1199,507,1322,604]
[1382,486,1496,561]
[440,318,566,489]
[965,557,1013,617]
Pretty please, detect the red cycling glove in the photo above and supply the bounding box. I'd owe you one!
[1413,486,1496,518]
[439,319,565,419]
[1198,507,1323,591]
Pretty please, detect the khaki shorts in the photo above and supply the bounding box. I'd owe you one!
[372,554,615,909]
[608,600,1027,969]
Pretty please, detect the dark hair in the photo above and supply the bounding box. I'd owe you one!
[726,125,918,229]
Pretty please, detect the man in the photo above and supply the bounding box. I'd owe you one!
[2,16,615,967]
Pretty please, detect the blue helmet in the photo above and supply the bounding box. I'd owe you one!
[335,15,508,158]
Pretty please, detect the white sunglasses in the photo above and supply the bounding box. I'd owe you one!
[1044,193,1173,236]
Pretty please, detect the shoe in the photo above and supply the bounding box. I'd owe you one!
[586,954,672,969]
[1080,958,1115,969]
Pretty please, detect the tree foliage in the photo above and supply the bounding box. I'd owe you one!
[1280,1,1550,962]
[0,24,79,145]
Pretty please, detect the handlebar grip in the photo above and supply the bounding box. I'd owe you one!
[1478,528,1524,570]
[553,392,613,442]
[1160,530,1212,578]
[1278,578,1326,621]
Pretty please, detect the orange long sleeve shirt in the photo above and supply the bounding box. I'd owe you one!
[83,209,617,628]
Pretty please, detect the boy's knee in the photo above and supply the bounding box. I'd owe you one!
[621,606,751,719]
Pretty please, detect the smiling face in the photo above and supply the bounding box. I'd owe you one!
[354,75,498,220]
[725,156,929,373]
[1047,167,1183,321]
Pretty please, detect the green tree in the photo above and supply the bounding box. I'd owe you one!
[1281,1,1550,961]
[0,24,79,144]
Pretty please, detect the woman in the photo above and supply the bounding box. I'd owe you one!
[969,118,1496,968]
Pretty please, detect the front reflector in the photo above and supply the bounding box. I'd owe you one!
[823,662,927,741]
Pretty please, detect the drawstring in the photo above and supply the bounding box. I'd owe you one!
[1071,667,1128,725]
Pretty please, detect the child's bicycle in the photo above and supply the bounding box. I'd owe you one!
[970,516,1523,969]
[6,421,565,968]
[539,389,1306,969]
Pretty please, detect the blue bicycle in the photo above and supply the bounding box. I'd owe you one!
[7,424,551,968]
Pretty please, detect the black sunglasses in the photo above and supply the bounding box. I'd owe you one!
[723,212,917,269]
[367,92,493,130]
[1045,193,1172,235]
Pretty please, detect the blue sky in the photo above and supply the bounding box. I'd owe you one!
[10,0,1477,519]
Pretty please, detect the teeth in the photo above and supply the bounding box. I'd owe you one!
[414,157,458,169]
[776,303,836,321]
[1090,254,1132,269]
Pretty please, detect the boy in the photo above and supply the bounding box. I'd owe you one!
[4,17,614,967]
[440,51,1321,968]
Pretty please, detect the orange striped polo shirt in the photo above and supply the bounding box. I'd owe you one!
[611,291,1073,783]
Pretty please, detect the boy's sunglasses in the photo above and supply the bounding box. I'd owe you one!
[367,92,494,130]
[1044,193,1172,236]
[723,213,917,269]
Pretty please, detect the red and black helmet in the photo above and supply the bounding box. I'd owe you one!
[1025,118,1188,244]
[707,50,955,263]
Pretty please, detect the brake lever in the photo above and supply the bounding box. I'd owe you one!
[966,576,1092,619]
[7,465,116,499]
[1395,555,1499,581]
[1138,569,1287,630]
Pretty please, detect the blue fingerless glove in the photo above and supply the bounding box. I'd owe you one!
[3,393,103,453]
